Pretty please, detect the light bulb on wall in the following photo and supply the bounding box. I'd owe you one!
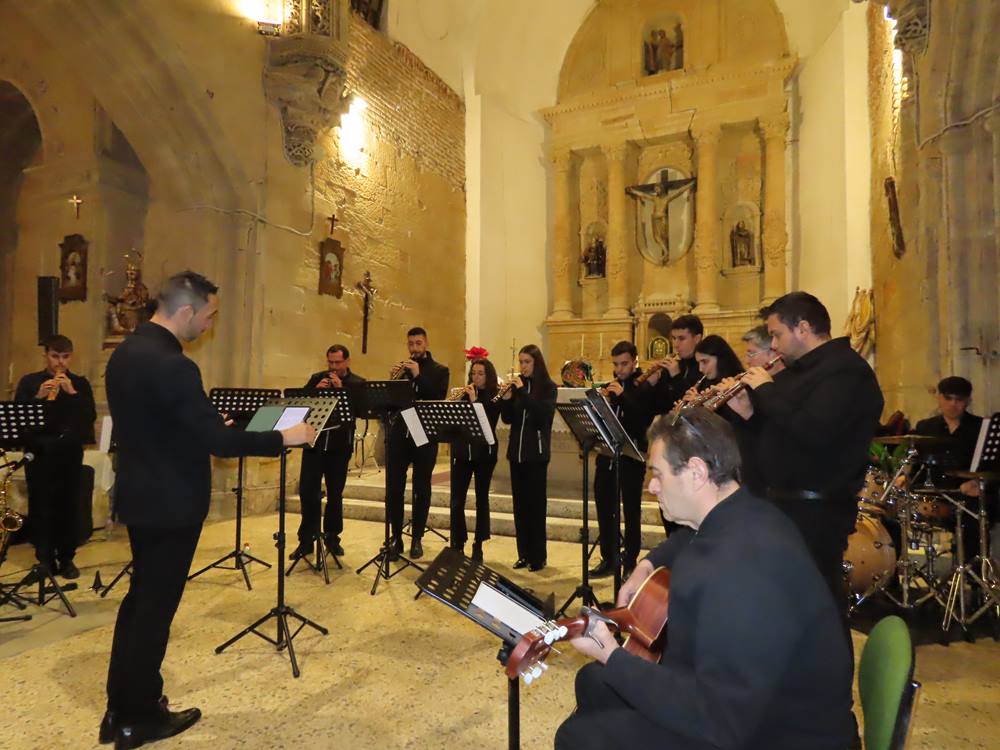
[237,0,282,35]
[339,97,369,170]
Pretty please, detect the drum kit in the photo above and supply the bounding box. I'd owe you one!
[844,433,1000,634]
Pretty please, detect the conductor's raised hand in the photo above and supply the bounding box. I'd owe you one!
[281,421,316,447]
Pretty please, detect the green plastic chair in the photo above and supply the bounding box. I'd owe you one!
[859,615,921,750]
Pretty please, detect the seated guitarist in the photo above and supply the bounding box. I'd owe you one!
[556,409,855,750]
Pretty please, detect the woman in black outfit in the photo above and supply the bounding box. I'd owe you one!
[500,344,557,572]
[693,334,744,387]
[449,357,502,562]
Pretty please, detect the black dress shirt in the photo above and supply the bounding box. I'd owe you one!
[750,337,884,498]
[604,370,655,455]
[302,369,366,452]
[653,357,701,414]
[610,488,854,750]
[106,322,284,528]
[15,369,97,447]
[450,388,502,462]
[914,412,983,480]
[389,351,450,442]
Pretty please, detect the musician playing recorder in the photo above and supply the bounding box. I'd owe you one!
[555,409,854,750]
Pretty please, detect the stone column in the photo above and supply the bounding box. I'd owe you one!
[692,122,721,313]
[603,143,631,318]
[760,113,789,303]
[550,149,577,320]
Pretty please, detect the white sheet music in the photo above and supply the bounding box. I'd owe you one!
[971,415,999,471]
[472,402,495,445]
[401,407,429,447]
[274,407,309,431]
[471,582,545,636]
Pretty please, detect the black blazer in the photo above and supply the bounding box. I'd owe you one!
[106,322,284,529]
[500,377,557,464]
[450,389,502,463]
[389,351,450,444]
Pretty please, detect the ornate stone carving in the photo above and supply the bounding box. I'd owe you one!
[758,112,789,142]
[762,214,787,262]
[889,0,929,56]
[264,2,351,167]
[691,121,722,147]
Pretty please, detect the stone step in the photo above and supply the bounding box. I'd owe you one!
[335,497,667,551]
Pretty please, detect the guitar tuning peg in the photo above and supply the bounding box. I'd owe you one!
[539,661,549,670]
[531,666,543,680]
[558,625,568,638]
[523,672,534,685]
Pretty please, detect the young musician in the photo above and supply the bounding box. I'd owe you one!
[500,344,557,572]
[386,327,449,559]
[291,344,364,559]
[555,410,855,750]
[15,334,97,580]
[590,341,654,578]
[644,314,703,414]
[102,272,314,747]
[448,357,501,562]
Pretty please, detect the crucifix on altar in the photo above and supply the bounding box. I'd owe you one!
[626,169,696,265]
[67,194,84,220]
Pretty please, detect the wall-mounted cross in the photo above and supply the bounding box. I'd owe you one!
[68,194,83,220]
[327,213,338,235]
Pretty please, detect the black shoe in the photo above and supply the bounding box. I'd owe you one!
[325,536,345,556]
[102,696,171,742]
[388,537,403,562]
[114,706,201,750]
[471,542,484,563]
[512,558,528,569]
[59,560,81,580]
[529,561,546,572]
[589,559,615,578]
[288,542,312,561]
[410,537,424,559]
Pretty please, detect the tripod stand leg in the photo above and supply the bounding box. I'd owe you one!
[235,552,253,591]
[100,561,132,598]
[215,609,276,653]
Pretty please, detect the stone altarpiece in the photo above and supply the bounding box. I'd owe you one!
[542,0,794,380]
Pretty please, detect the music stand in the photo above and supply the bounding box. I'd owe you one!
[416,547,552,750]
[0,401,77,618]
[583,389,645,599]
[282,386,358,582]
[186,388,282,590]
[354,381,418,595]
[215,398,333,678]
[554,400,615,617]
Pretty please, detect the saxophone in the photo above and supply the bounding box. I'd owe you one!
[0,454,25,549]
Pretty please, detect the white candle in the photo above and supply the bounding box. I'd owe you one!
[579,334,584,357]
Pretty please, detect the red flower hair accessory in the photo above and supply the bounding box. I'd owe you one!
[464,346,489,361]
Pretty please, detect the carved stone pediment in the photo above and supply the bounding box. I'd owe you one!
[264,1,351,167]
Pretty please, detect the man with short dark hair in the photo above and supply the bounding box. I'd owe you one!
[591,340,654,577]
[386,326,449,558]
[101,270,315,748]
[646,314,704,414]
[15,334,97,580]
[291,344,365,558]
[555,409,855,750]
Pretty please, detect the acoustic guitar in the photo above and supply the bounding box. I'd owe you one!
[505,566,670,684]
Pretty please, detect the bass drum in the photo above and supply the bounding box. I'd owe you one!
[857,466,890,515]
[844,514,895,596]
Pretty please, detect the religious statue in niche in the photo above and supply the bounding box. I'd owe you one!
[105,252,150,336]
[58,234,88,302]
[648,336,669,360]
[626,167,696,266]
[581,237,607,278]
[729,220,755,267]
[643,23,684,75]
[318,237,345,298]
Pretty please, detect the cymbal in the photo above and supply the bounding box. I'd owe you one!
[874,434,955,446]
[947,470,1000,482]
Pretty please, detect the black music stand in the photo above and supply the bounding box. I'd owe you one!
[554,400,615,616]
[584,388,646,600]
[282,386,358,583]
[186,388,282,590]
[215,398,333,678]
[415,547,553,750]
[0,401,77,618]
[355,380,418,595]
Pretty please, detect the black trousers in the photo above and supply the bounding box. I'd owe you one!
[509,461,548,565]
[24,445,84,567]
[297,447,351,543]
[449,456,496,547]
[386,433,438,540]
[555,662,709,750]
[594,455,645,568]
[106,523,202,721]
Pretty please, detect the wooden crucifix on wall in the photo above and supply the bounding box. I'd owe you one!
[356,271,376,354]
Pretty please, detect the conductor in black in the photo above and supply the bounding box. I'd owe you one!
[291,344,365,559]
[101,271,315,749]
[386,327,450,559]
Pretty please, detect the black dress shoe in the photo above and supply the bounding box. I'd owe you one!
[471,542,484,563]
[102,696,171,743]
[528,561,546,572]
[388,537,403,562]
[288,542,312,560]
[589,559,615,578]
[324,536,345,556]
[512,558,528,569]
[115,707,202,750]
[59,561,81,580]
[410,537,424,559]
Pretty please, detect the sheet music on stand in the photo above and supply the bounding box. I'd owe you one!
[284,387,356,435]
[401,401,495,448]
[209,388,282,429]
[971,413,1000,471]
[245,397,338,448]
[0,401,47,447]
[583,388,645,463]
